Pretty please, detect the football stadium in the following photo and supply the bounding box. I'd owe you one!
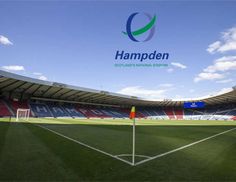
[1,1,236,181]
[0,70,236,181]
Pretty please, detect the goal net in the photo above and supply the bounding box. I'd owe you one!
[16,109,30,121]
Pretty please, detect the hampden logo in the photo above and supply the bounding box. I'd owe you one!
[114,12,170,66]
[123,12,156,42]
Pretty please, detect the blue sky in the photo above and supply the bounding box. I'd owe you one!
[0,1,236,100]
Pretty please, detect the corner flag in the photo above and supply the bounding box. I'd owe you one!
[130,106,135,119]
[130,106,136,165]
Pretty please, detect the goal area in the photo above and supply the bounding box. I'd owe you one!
[16,109,30,121]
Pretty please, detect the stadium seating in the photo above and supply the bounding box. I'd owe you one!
[30,103,53,117]
[1,99,235,120]
[0,100,12,117]
[99,108,125,118]
[47,103,71,117]
[76,107,102,118]
[120,108,146,118]
[63,105,85,117]
[10,100,32,116]
[164,109,176,119]
[174,109,183,119]
[76,107,126,118]
[153,109,168,119]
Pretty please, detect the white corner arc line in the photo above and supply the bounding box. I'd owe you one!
[135,127,236,166]
[115,154,151,159]
[36,124,133,166]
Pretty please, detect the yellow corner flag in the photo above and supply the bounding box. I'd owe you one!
[130,106,135,119]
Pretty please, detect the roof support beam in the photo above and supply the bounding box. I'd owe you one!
[41,86,53,97]
[58,90,75,99]
[49,88,65,98]
[0,80,19,90]
[31,85,42,96]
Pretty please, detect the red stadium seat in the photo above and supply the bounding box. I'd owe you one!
[174,109,183,119]
[164,109,176,119]
[0,100,12,117]
[10,100,32,116]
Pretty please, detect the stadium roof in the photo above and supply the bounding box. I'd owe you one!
[0,70,235,107]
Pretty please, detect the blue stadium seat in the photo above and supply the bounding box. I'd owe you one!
[30,103,53,117]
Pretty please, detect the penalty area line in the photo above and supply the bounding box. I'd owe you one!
[135,127,236,166]
[35,124,133,166]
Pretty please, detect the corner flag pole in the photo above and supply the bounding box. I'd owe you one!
[132,117,135,166]
[130,106,136,166]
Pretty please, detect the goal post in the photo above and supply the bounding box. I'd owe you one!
[16,108,30,121]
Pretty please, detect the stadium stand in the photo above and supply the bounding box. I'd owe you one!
[174,109,183,120]
[30,103,53,117]
[63,105,85,117]
[47,103,71,117]
[76,107,100,118]
[0,70,235,120]
[89,108,110,118]
[0,98,235,120]
[0,100,12,117]
[9,100,33,116]
[121,108,146,118]
[164,108,176,119]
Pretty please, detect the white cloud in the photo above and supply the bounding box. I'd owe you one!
[1,66,48,81]
[207,27,236,53]
[32,72,47,80]
[194,55,236,82]
[207,41,221,53]
[194,72,225,82]
[0,35,13,45]
[33,72,42,76]
[216,79,233,83]
[117,86,168,100]
[2,65,25,71]
[171,62,187,69]
[159,83,173,88]
[208,87,233,96]
[215,87,233,95]
[38,75,47,81]
[167,68,174,73]
[203,56,236,73]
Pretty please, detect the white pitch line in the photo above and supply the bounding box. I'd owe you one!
[115,154,151,159]
[135,127,236,166]
[35,124,133,166]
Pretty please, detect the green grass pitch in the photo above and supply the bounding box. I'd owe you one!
[0,118,236,181]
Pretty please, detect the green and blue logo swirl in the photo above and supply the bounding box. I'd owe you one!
[123,12,156,42]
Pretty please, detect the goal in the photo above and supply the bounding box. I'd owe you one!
[16,109,30,121]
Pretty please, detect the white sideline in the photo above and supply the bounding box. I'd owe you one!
[135,127,236,166]
[36,124,133,166]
